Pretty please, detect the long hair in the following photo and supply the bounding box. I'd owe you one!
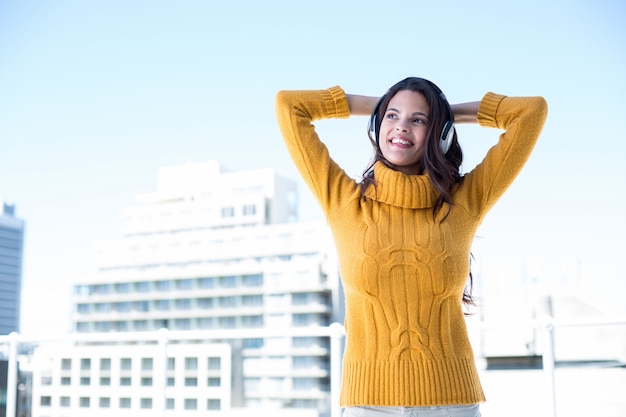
[359,77,476,310]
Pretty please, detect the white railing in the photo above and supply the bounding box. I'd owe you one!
[1,318,625,417]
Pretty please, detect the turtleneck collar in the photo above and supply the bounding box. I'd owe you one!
[363,161,439,209]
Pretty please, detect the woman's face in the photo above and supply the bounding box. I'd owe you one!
[378,89,430,175]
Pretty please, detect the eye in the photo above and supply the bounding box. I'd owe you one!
[412,118,426,125]
[385,112,398,120]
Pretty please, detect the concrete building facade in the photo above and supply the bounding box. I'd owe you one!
[0,202,25,335]
[35,161,343,416]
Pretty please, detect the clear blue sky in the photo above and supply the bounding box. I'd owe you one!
[1,0,625,334]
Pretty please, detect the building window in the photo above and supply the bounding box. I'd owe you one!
[134,320,149,330]
[100,358,111,370]
[141,377,153,386]
[167,357,175,370]
[94,321,111,332]
[242,294,263,306]
[60,396,70,407]
[242,273,263,287]
[207,357,221,370]
[174,318,191,329]
[120,358,132,370]
[292,293,310,305]
[219,275,237,288]
[99,397,111,408]
[80,358,91,370]
[40,396,51,406]
[61,377,71,385]
[175,298,192,310]
[167,377,175,386]
[115,302,132,312]
[243,204,256,215]
[155,299,170,310]
[207,377,221,387]
[80,377,90,386]
[292,313,315,326]
[197,317,213,329]
[134,282,150,293]
[184,398,197,410]
[218,296,237,308]
[293,377,317,390]
[221,207,234,218]
[197,277,214,288]
[197,298,213,309]
[133,300,149,311]
[77,303,90,313]
[141,357,153,371]
[184,377,198,387]
[166,398,175,409]
[242,315,263,328]
[218,316,236,328]
[155,280,171,291]
[243,338,264,349]
[115,282,131,293]
[185,357,198,370]
[119,398,131,408]
[100,377,111,386]
[79,397,90,408]
[140,398,153,409]
[292,399,317,408]
[40,375,52,385]
[120,377,131,386]
[93,283,111,294]
[244,377,261,391]
[207,399,221,410]
[176,279,193,290]
[94,302,111,313]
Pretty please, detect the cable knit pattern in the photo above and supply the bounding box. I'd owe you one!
[275,86,548,406]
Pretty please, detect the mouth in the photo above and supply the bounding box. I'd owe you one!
[389,137,414,146]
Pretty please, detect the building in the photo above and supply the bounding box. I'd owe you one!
[30,161,342,416]
[31,339,231,417]
[0,202,25,335]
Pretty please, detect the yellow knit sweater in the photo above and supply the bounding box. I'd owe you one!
[275,86,548,407]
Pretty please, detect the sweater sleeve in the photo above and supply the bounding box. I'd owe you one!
[458,92,548,220]
[274,86,358,215]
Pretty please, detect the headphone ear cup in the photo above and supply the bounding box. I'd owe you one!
[368,95,386,144]
[440,121,455,154]
[368,112,377,142]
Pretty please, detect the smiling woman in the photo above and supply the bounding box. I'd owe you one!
[376,90,430,175]
[275,77,548,416]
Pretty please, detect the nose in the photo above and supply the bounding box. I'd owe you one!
[395,119,409,132]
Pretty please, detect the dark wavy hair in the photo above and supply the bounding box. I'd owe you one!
[360,77,476,309]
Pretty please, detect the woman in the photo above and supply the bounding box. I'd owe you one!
[275,77,548,417]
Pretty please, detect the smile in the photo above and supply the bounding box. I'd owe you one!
[390,138,413,146]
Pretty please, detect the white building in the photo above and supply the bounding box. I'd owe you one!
[31,339,231,417]
[30,161,343,416]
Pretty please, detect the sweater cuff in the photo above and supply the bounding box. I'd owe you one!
[477,92,506,129]
[327,86,351,119]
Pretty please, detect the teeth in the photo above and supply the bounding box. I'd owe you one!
[391,138,411,145]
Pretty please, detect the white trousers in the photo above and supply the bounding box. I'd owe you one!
[342,405,481,417]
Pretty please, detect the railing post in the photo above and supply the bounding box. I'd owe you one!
[329,323,344,417]
[6,332,18,417]
[540,316,557,417]
[156,328,169,417]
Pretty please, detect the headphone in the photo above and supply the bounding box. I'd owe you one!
[368,78,455,154]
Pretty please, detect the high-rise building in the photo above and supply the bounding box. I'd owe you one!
[0,202,25,335]
[38,160,343,416]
